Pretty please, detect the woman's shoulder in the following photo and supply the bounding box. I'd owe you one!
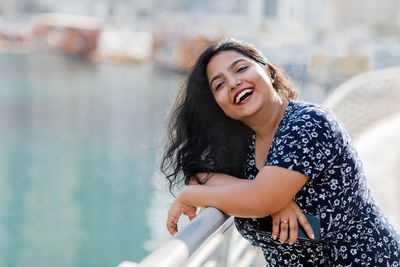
[285,101,337,125]
[281,101,345,137]
[284,101,350,145]
[289,101,332,117]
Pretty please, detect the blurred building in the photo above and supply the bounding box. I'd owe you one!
[1,0,400,76]
[149,0,265,71]
[331,0,400,32]
[3,0,400,38]
[263,0,333,35]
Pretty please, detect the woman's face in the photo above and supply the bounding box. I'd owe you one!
[206,50,276,121]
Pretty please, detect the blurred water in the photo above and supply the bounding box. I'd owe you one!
[0,53,181,267]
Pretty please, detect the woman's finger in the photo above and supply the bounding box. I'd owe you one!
[296,210,315,240]
[166,201,184,235]
[288,216,298,245]
[271,217,280,240]
[183,206,197,221]
[166,213,179,235]
[279,219,289,243]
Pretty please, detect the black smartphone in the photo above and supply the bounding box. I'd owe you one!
[255,214,321,242]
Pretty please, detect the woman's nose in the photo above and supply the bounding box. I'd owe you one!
[229,78,242,90]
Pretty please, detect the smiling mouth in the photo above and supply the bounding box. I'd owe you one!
[234,88,254,104]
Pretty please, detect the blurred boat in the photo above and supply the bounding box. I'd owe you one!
[32,13,103,56]
[92,25,153,63]
[0,22,33,53]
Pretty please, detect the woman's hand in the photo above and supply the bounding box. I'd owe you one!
[166,194,197,235]
[271,201,315,245]
[167,173,241,235]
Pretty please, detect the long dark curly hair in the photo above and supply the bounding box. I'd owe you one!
[161,38,298,193]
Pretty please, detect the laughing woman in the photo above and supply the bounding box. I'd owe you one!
[161,39,400,266]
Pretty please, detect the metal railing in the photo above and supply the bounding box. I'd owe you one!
[118,207,264,267]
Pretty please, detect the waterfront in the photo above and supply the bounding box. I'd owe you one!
[1,52,400,267]
[0,53,181,266]
[1,1,400,266]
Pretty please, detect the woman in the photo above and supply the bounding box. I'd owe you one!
[161,39,400,265]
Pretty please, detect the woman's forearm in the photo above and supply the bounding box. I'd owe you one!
[190,172,248,186]
[179,180,274,218]
[179,166,308,218]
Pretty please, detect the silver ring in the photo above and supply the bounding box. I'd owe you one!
[282,220,288,224]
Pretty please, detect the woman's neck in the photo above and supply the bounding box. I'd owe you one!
[244,97,287,140]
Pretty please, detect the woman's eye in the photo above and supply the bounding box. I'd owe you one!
[215,81,224,91]
[236,66,248,73]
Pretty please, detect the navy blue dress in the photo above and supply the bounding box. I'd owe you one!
[234,101,400,266]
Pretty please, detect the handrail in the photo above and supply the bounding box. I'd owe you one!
[118,207,233,267]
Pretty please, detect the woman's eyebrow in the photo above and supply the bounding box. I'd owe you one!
[229,58,246,70]
[210,74,222,87]
[209,58,247,87]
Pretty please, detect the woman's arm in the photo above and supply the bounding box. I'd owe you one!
[187,171,314,244]
[167,166,309,235]
[181,166,308,217]
[188,172,248,186]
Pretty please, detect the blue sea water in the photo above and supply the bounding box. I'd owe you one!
[0,53,181,267]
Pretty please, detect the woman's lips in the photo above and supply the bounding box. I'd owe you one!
[234,88,254,105]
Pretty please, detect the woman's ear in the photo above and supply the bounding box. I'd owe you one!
[265,64,274,84]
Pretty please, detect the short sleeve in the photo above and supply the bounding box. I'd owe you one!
[265,105,345,180]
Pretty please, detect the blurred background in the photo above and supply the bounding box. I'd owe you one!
[1,0,400,266]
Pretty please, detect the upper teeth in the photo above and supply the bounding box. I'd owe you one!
[235,89,253,104]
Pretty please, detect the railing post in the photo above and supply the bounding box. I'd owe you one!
[121,207,231,267]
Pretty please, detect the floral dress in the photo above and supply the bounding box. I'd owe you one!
[234,101,400,266]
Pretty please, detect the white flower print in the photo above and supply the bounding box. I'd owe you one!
[235,101,400,266]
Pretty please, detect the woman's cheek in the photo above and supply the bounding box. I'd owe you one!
[215,94,228,108]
